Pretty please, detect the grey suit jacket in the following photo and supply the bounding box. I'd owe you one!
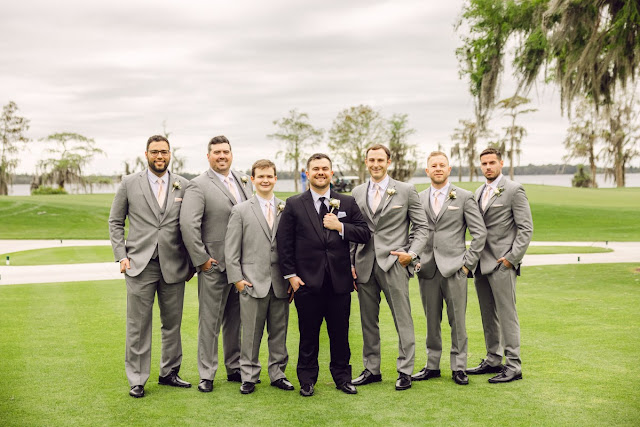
[225,195,288,299]
[108,170,193,283]
[351,177,429,284]
[180,169,253,273]
[414,185,486,279]
[475,176,533,276]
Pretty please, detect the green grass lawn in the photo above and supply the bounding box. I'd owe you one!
[1,263,638,426]
[1,184,639,241]
[1,246,115,265]
[0,244,613,266]
[525,246,612,255]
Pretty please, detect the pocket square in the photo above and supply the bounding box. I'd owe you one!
[447,206,460,210]
[391,205,403,209]
[492,203,504,207]
[175,197,183,202]
[337,211,347,218]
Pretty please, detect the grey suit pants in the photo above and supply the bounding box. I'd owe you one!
[418,268,468,371]
[357,261,415,375]
[239,287,289,384]
[474,265,521,373]
[197,267,241,381]
[125,258,185,387]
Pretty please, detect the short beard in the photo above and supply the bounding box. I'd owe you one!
[148,159,168,174]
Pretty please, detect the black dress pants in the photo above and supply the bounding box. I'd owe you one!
[294,271,352,386]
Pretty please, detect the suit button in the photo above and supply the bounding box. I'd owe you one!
[271,248,274,252]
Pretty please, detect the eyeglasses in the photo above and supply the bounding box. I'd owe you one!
[149,150,170,157]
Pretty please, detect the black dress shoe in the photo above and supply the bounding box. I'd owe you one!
[488,369,522,383]
[395,373,412,390]
[465,359,504,375]
[352,369,382,386]
[198,379,213,393]
[336,382,357,395]
[412,367,441,381]
[271,378,294,391]
[129,385,144,398]
[452,370,469,385]
[158,371,192,388]
[300,383,314,397]
[240,382,255,394]
[227,370,242,382]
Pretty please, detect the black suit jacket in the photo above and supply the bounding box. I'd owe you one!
[277,190,371,294]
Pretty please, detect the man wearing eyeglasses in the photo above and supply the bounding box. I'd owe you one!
[109,135,194,398]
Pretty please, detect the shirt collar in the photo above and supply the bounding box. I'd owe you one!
[430,181,450,197]
[211,168,234,183]
[485,174,503,190]
[256,193,275,208]
[310,188,331,204]
[369,174,390,191]
[148,169,168,184]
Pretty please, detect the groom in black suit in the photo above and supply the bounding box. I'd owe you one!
[277,153,371,397]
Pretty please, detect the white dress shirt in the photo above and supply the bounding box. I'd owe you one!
[256,194,276,221]
[211,168,242,202]
[430,181,451,213]
[368,174,390,209]
[482,173,504,201]
[147,169,169,204]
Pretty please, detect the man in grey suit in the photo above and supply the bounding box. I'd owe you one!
[351,144,429,391]
[466,147,533,383]
[180,135,253,392]
[109,135,193,398]
[225,159,294,395]
[411,151,486,386]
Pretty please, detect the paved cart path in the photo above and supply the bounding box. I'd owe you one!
[0,240,638,286]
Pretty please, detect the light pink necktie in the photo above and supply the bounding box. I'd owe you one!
[156,179,166,206]
[371,183,381,212]
[225,176,239,203]
[432,190,441,216]
[482,187,491,210]
[265,201,274,229]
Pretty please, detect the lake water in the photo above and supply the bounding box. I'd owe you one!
[7,173,640,196]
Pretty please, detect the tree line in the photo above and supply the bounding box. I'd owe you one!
[455,0,640,188]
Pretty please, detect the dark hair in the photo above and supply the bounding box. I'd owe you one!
[251,159,277,177]
[208,135,231,152]
[146,135,170,151]
[480,147,502,160]
[365,144,391,160]
[427,151,449,164]
[306,153,332,169]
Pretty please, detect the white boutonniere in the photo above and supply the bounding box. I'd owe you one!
[448,189,457,200]
[384,187,397,203]
[277,202,285,214]
[241,175,249,186]
[329,198,340,213]
[171,181,181,192]
[494,187,505,197]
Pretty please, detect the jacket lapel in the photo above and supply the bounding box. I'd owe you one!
[231,170,251,201]
[302,191,326,242]
[272,197,284,243]
[380,178,396,214]
[207,169,237,205]
[159,172,176,223]
[425,188,436,222]
[484,177,505,213]
[249,196,272,241]
[436,186,455,222]
[357,184,374,225]
[138,171,161,219]
[477,184,487,216]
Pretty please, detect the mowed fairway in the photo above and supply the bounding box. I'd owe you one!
[1,185,639,241]
[1,264,639,426]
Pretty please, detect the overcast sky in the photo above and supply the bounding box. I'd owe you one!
[2,0,596,176]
